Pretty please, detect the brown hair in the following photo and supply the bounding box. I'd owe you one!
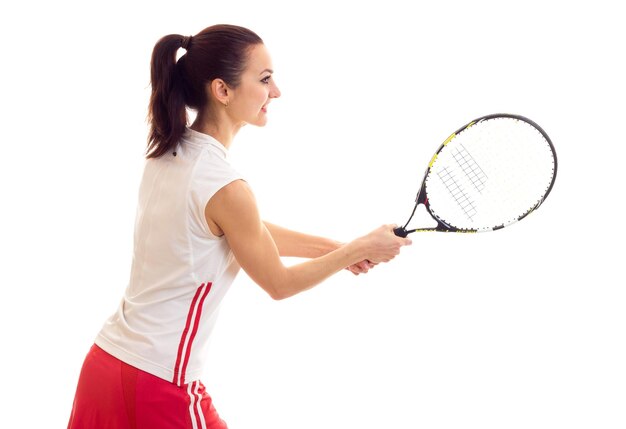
[146,24,263,158]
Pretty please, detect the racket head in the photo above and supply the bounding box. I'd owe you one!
[407,113,557,233]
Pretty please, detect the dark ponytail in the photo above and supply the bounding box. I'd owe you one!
[146,25,263,159]
[146,35,188,159]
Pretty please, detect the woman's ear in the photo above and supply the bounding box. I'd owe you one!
[209,79,230,107]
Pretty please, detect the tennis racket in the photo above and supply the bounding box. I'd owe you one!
[393,113,557,237]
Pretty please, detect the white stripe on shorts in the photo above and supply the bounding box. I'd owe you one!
[195,381,208,429]
[188,381,207,429]
[188,382,198,429]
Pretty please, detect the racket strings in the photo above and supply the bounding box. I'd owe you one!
[452,144,488,193]
[436,167,478,221]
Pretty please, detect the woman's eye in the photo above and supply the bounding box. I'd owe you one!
[261,75,271,84]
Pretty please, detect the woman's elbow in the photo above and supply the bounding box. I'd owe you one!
[259,278,292,301]
[268,282,295,301]
[268,289,289,301]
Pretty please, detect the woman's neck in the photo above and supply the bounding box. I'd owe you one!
[190,110,244,150]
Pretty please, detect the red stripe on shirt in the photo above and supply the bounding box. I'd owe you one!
[180,283,212,385]
[173,282,212,385]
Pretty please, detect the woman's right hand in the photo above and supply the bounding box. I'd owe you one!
[353,224,412,264]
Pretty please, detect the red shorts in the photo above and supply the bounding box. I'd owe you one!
[67,344,228,429]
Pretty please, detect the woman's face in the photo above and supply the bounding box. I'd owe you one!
[228,44,281,127]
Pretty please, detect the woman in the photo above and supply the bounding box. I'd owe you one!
[67,24,411,429]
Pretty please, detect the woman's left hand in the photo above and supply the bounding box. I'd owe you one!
[346,260,377,275]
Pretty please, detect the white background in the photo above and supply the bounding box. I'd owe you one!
[1,1,624,428]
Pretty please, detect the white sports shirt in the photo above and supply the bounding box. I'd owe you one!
[96,128,243,386]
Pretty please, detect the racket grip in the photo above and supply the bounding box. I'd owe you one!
[393,226,408,237]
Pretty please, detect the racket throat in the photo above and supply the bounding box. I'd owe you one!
[395,201,446,236]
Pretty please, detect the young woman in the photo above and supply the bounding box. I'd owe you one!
[67,24,411,429]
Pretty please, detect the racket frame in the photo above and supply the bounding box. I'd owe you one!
[394,113,557,237]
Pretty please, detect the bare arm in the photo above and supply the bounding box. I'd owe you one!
[206,180,411,300]
[263,221,340,258]
[264,221,378,275]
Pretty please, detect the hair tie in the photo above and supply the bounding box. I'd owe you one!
[181,35,192,50]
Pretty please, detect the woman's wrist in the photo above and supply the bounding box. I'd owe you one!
[340,238,368,266]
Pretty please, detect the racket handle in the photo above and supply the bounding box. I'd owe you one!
[393,226,409,237]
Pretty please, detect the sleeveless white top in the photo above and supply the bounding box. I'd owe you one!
[96,128,243,386]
